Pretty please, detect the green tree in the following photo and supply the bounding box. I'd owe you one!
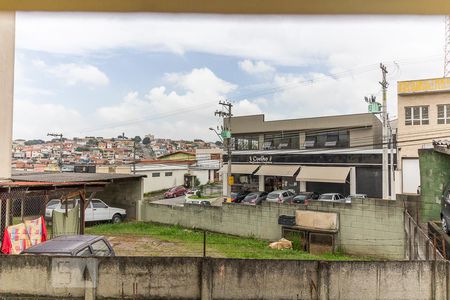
[142,137,151,145]
[134,136,142,143]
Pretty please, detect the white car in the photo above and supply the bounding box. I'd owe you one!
[318,193,348,203]
[45,198,127,223]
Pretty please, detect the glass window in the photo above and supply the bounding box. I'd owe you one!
[405,106,429,126]
[92,200,108,208]
[305,130,349,148]
[437,104,450,124]
[76,247,92,257]
[165,172,173,176]
[233,135,259,150]
[152,172,160,177]
[91,240,111,256]
[46,199,60,209]
[264,132,299,150]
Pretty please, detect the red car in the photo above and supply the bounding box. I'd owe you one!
[164,186,188,198]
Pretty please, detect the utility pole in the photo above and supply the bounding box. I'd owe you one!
[388,120,395,200]
[215,100,233,202]
[133,139,137,174]
[47,133,63,172]
[379,63,389,199]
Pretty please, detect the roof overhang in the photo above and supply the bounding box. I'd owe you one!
[296,166,351,183]
[255,165,300,177]
[219,164,259,175]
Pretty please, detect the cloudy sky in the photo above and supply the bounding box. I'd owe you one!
[13,13,445,141]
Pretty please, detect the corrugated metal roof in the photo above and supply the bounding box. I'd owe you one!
[11,172,145,183]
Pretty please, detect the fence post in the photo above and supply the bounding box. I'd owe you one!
[20,198,24,221]
[203,230,206,257]
[433,236,437,261]
[5,197,10,227]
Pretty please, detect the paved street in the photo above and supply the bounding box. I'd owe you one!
[153,195,186,206]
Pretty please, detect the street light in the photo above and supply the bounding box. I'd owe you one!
[209,127,223,141]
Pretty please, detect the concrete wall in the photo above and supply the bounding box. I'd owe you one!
[191,169,211,185]
[397,89,450,169]
[137,169,186,193]
[142,198,405,259]
[0,256,448,300]
[96,178,143,220]
[0,12,15,181]
[419,149,449,223]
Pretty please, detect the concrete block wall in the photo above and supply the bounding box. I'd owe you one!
[0,256,448,299]
[97,178,143,220]
[142,198,405,259]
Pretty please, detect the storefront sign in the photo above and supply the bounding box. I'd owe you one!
[249,155,273,164]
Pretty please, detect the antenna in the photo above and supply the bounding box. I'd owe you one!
[444,16,450,77]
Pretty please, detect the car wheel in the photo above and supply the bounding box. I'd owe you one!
[443,217,449,234]
[112,214,122,224]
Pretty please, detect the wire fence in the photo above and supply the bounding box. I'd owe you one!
[0,188,71,244]
[404,210,445,261]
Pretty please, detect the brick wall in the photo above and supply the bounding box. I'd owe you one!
[141,198,405,259]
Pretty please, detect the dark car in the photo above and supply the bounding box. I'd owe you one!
[241,192,268,205]
[441,187,450,233]
[164,186,187,198]
[292,192,319,205]
[22,235,115,257]
[234,190,252,203]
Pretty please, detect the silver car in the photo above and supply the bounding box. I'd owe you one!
[266,190,295,204]
[318,193,348,203]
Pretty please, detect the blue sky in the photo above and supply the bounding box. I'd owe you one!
[13,13,444,141]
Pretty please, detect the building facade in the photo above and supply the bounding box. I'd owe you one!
[397,77,450,194]
[221,113,389,198]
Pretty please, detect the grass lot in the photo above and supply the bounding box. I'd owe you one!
[86,221,367,260]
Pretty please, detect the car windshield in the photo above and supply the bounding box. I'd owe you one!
[46,199,60,208]
[267,192,280,199]
[294,195,307,200]
[319,194,333,200]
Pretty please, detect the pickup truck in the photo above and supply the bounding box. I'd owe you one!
[45,198,127,223]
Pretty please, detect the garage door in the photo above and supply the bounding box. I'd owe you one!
[402,158,420,194]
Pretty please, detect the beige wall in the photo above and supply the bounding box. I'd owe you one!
[229,113,382,149]
[397,91,450,169]
[137,169,187,193]
[0,12,15,181]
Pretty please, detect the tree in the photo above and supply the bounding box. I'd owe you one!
[142,137,151,145]
[134,136,142,143]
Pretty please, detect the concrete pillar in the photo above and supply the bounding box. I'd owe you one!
[222,171,228,196]
[258,134,264,150]
[0,12,15,181]
[299,181,306,192]
[299,132,306,149]
[350,167,356,196]
[258,175,264,191]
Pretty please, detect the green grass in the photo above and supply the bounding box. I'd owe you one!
[86,222,368,260]
[188,195,214,200]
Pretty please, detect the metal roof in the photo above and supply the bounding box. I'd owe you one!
[11,172,145,183]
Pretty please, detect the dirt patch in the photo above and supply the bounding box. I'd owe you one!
[105,235,224,257]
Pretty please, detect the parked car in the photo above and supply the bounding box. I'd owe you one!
[266,190,295,204]
[241,192,268,205]
[292,192,319,205]
[45,198,126,223]
[318,193,347,203]
[223,192,238,203]
[441,187,450,233]
[164,186,188,198]
[346,194,367,202]
[233,190,252,203]
[22,235,115,256]
[185,199,211,206]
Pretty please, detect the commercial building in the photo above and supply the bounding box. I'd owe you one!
[397,77,450,194]
[221,113,389,198]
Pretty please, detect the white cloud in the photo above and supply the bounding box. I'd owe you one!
[13,99,84,139]
[33,60,109,86]
[89,68,260,140]
[239,60,275,75]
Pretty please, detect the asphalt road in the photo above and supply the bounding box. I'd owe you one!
[153,195,186,206]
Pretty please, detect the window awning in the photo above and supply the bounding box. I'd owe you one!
[255,165,300,177]
[296,166,351,183]
[219,164,259,175]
